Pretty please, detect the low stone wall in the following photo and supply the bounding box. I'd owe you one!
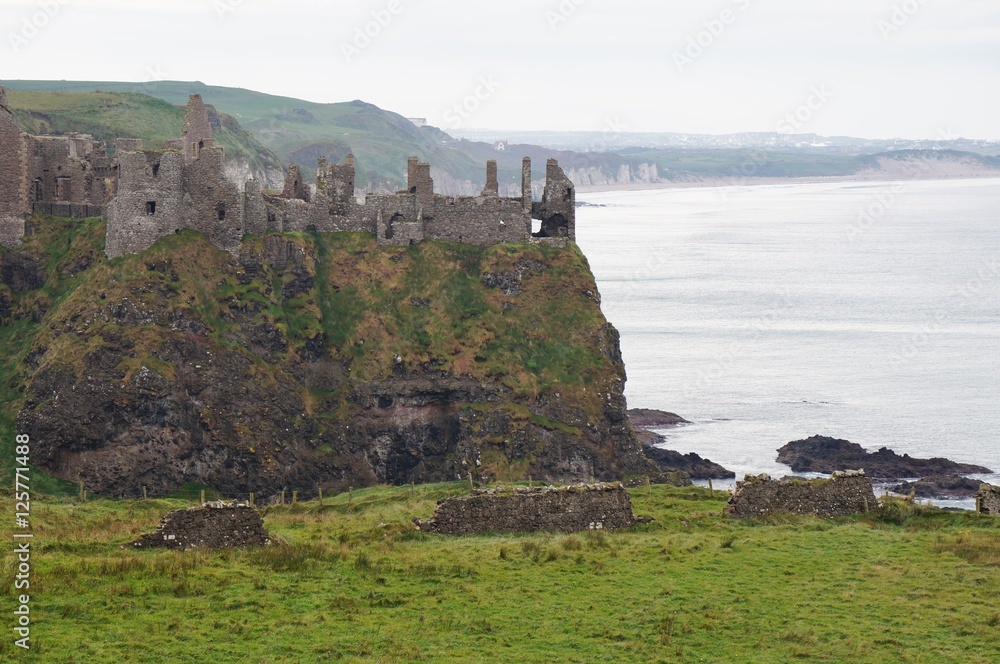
[415,484,637,535]
[129,502,269,550]
[978,484,1000,515]
[726,471,877,519]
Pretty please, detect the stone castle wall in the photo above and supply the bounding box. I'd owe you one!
[1,87,577,256]
[726,472,877,519]
[978,484,1000,515]
[415,484,637,535]
[0,88,28,247]
[2,85,117,247]
[129,503,269,550]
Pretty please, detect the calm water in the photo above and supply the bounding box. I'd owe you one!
[576,178,1000,506]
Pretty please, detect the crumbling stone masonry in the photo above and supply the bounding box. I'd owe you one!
[726,471,878,519]
[414,484,637,535]
[1,85,116,247]
[128,502,270,550]
[0,87,28,247]
[2,86,577,256]
[978,484,1000,515]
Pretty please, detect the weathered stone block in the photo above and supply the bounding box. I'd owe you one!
[415,483,638,535]
[726,471,877,519]
[977,484,1000,515]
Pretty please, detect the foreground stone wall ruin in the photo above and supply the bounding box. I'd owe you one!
[129,502,269,550]
[978,484,1000,515]
[415,484,637,535]
[726,472,878,519]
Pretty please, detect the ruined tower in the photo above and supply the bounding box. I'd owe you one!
[521,157,532,212]
[182,94,214,164]
[406,157,434,211]
[0,86,28,247]
[482,160,499,197]
[532,159,575,240]
[281,164,310,201]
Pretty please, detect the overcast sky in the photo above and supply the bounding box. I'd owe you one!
[3,0,998,139]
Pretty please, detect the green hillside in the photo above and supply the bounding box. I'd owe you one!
[3,88,283,183]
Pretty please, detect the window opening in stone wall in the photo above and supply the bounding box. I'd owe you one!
[32,179,43,202]
[145,201,157,215]
[55,177,71,200]
[216,203,226,221]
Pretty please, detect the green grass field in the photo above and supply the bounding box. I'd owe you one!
[1,484,998,662]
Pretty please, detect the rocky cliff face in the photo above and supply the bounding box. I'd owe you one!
[5,217,653,499]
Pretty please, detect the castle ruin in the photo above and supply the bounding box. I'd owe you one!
[0,86,116,249]
[0,87,576,256]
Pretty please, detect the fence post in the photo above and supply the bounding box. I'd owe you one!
[292,491,298,505]
[708,478,714,498]
[348,486,353,506]
[250,492,255,508]
[79,481,84,502]
[529,475,533,489]
[318,487,323,504]
[280,490,285,506]
[142,486,147,501]
[468,472,474,493]
[200,489,206,505]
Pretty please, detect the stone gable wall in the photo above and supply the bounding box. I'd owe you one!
[978,484,1000,515]
[726,472,877,519]
[415,484,637,535]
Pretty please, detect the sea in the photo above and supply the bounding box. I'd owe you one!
[576,177,1000,509]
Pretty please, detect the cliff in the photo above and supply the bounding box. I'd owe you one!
[1,216,654,498]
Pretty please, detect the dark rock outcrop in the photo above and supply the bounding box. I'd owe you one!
[414,484,637,535]
[14,232,656,499]
[634,428,734,480]
[627,409,691,428]
[128,503,269,550]
[1,251,45,291]
[726,471,877,519]
[891,475,983,500]
[776,436,992,480]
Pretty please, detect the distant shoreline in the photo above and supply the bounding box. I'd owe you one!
[576,172,1000,194]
